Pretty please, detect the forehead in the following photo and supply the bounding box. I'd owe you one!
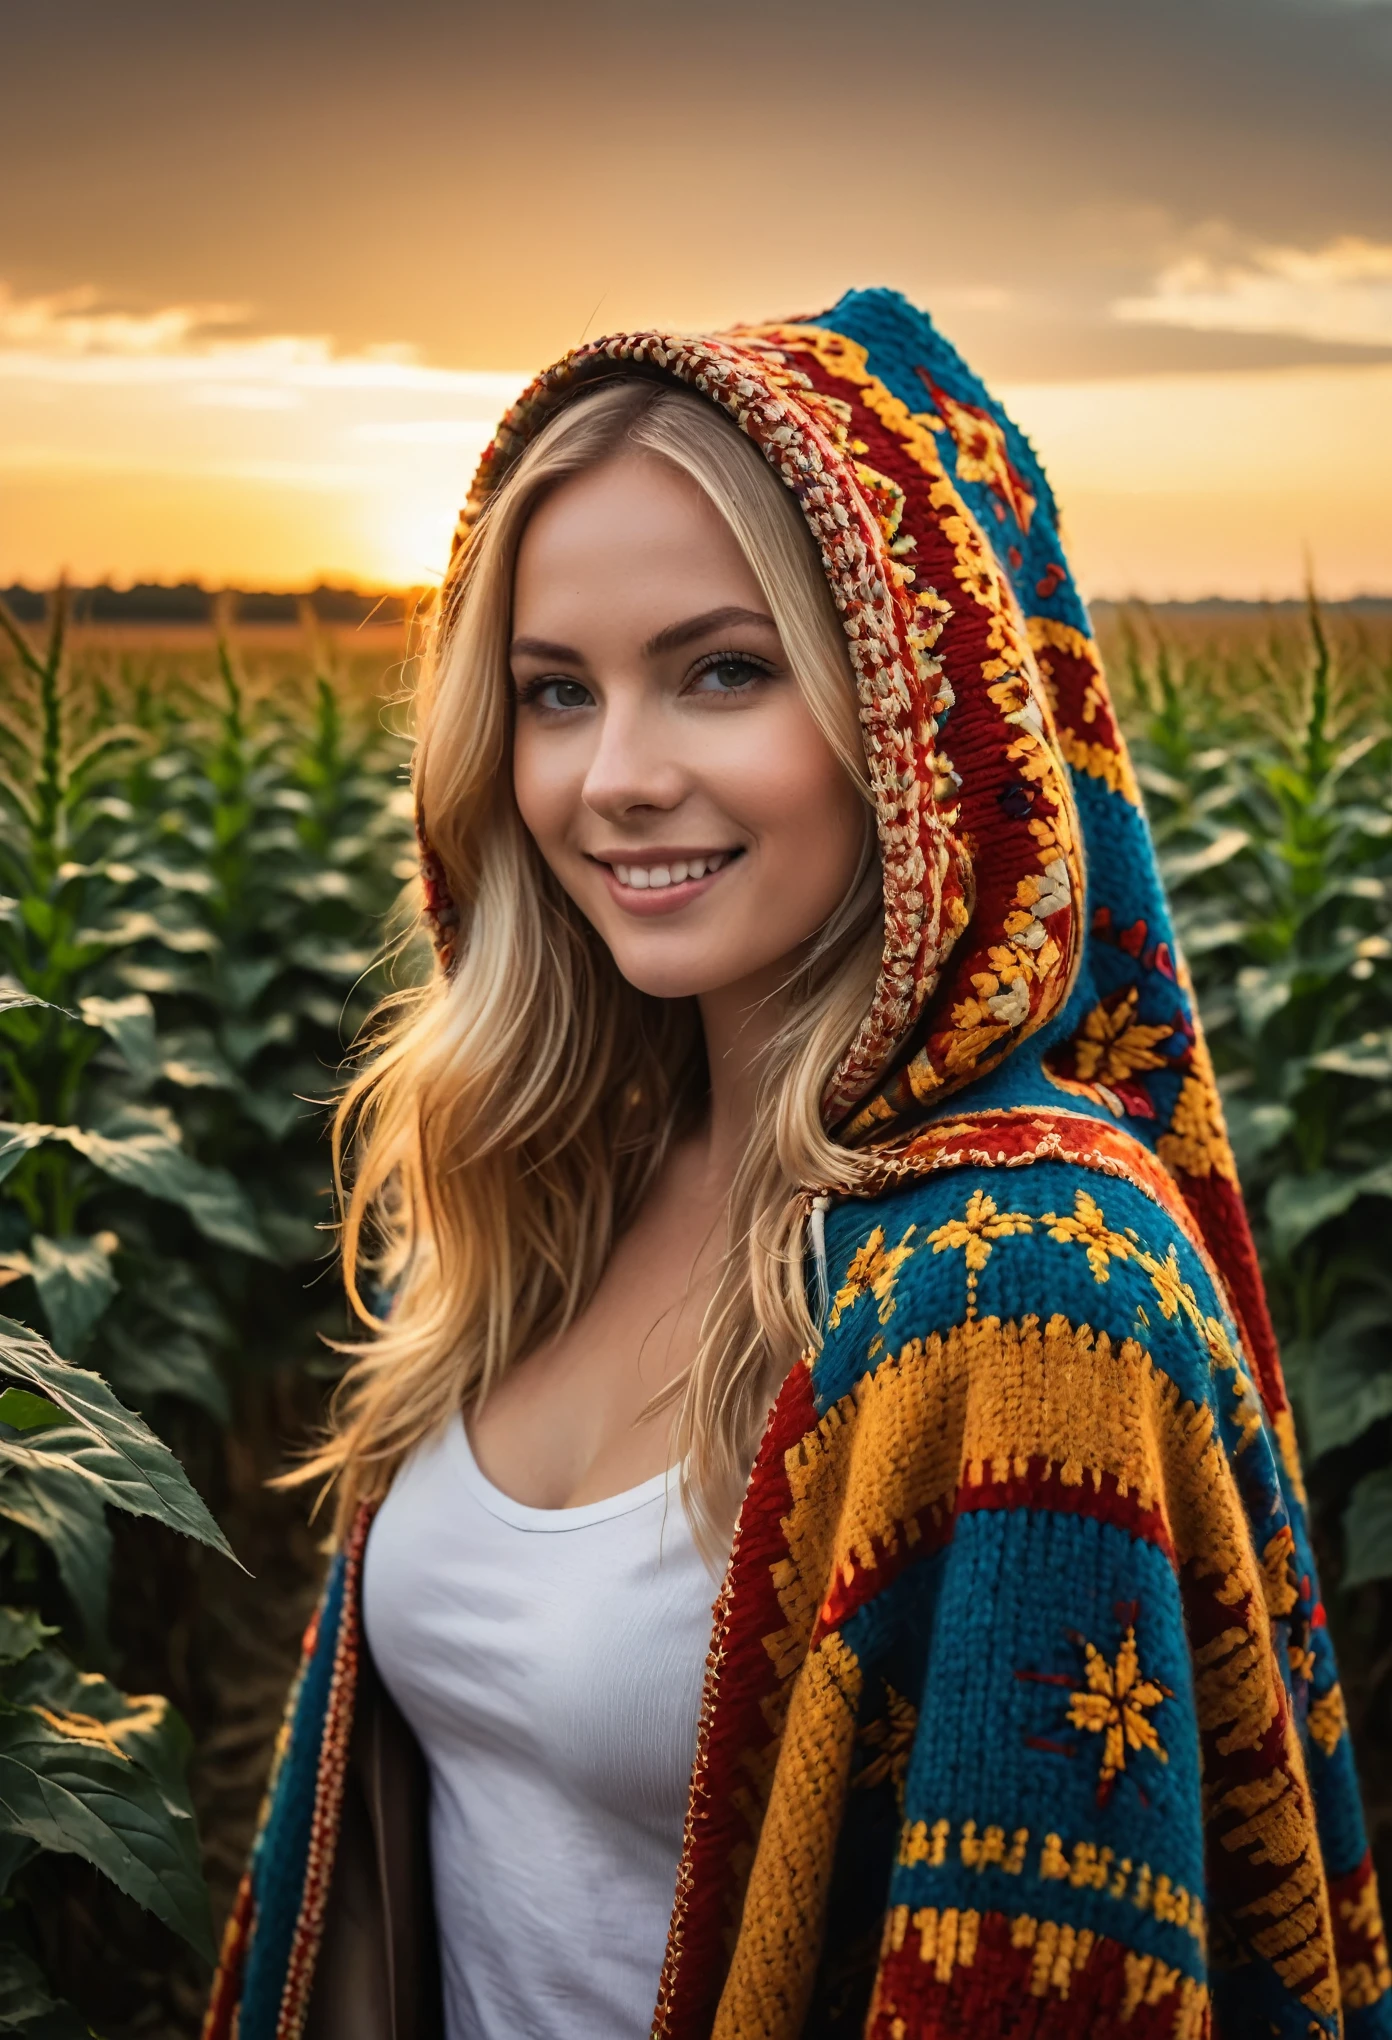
[511,454,765,639]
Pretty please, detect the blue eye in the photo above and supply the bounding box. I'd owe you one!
[520,678,591,711]
[692,656,766,695]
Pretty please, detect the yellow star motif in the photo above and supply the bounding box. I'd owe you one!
[1041,1188,1138,1283]
[853,1684,918,1809]
[1067,1625,1171,1801]
[828,1223,918,1329]
[1071,986,1174,1087]
[1136,1242,1204,1331]
[926,1189,1033,1315]
[927,1188,1033,1270]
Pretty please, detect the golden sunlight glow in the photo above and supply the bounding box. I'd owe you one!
[0,283,1387,598]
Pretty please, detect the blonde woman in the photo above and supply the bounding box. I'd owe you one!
[206,292,1389,2040]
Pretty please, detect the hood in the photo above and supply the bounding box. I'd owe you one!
[418,287,1279,1394]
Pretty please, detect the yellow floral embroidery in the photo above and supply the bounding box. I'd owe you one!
[1259,1525,1300,1620]
[828,1224,918,1330]
[1137,1242,1204,1331]
[1070,987,1174,1087]
[1308,1685,1348,1757]
[1042,1190,1138,1283]
[927,1189,1033,1271]
[1067,1625,1171,1797]
[923,385,1039,533]
[926,1190,1033,1314]
[854,1684,917,1808]
[1156,1068,1239,1186]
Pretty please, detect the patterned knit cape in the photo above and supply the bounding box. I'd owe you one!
[205,290,1392,2040]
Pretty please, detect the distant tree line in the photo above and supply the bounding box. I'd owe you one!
[0,584,417,625]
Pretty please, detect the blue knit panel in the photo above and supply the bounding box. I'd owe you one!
[819,288,1086,638]
[813,1161,1235,1424]
[887,1505,1205,1978]
[239,1545,348,2038]
[813,289,1197,1165]
[1311,1729,1374,1883]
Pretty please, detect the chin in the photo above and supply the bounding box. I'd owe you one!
[606,950,719,1002]
[601,933,754,1004]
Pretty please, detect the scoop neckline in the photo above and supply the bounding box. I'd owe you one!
[452,1414,682,1532]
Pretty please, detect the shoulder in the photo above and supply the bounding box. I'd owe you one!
[814,1156,1250,1449]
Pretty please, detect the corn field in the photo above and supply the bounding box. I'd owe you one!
[0,594,1389,2036]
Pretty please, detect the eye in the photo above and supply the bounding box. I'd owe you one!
[517,676,593,712]
[689,654,770,697]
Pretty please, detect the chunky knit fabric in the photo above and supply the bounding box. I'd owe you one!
[206,291,1391,2040]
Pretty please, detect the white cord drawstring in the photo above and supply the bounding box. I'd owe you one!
[809,1194,831,1330]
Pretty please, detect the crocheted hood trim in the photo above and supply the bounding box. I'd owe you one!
[416,313,1084,1131]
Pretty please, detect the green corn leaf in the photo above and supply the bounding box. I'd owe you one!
[0,1317,232,1560]
[1310,1035,1392,1082]
[0,1392,65,1433]
[1159,827,1250,884]
[0,1940,93,2038]
[77,994,160,1084]
[78,912,217,957]
[26,1236,118,1357]
[154,1030,237,1093]
[134,858,215,896]
[1173,914,1250,957]
[1343,1468,1392,1590]
[0,1467,111,1645]
[0,1122,271,1258]
[217,956,281,1012]
[67,1127,272,1257]
[1291,1335,1392,1463]
[0,990,72,1021]
[0,1128,44,1189]
[0,1657,211,1958]
[1236,963,1295,1036]
[240,1087,309,1141]
[7,1644,195,1819]
[142,1262,232,1345]
[287,934,375,980]
[220,1010,295,1068]
[1223,1098,1295,1172]
[0,1608,56,1667]
[104,1324,230,1426]
[1268,1162,1392,1255]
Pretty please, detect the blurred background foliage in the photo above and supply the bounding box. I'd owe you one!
[0,594,1388,2034]
[0,596,416,2033]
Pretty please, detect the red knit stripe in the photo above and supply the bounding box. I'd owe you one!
[867,1909,1209,2038]
[654,1360,818,2040]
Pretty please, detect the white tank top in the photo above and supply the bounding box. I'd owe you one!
[361,1413,717,2040]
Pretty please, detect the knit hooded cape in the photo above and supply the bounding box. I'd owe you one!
[206,290,1391,2040]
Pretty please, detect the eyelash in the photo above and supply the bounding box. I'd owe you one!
[512,650,775,712]
[689,650,775,694]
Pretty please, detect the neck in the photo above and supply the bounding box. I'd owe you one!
[694,957,793,1189]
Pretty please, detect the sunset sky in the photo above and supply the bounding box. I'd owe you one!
[4,0,1390,598]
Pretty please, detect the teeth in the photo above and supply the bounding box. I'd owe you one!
[611,852,731,891]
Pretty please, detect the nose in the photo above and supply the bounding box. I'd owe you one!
[580,691,688,822]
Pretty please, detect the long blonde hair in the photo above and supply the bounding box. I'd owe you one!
[299,378,883,1546]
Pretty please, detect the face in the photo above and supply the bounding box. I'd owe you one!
[509,454,868,1007]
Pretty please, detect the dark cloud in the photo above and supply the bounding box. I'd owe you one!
[5,0,1389,376]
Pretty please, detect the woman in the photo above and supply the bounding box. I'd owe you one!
[205,290,1390,2040]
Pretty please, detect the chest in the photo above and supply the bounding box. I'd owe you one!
[361,1416,717,1823]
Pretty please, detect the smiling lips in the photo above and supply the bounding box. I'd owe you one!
[609,850,737,891]
[593,847,742,910]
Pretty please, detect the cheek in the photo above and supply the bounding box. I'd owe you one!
[723,718,867,904]
[742,726,861,869]
[511,728,573,853]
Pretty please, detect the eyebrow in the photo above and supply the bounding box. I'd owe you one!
[509,605,777,666]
